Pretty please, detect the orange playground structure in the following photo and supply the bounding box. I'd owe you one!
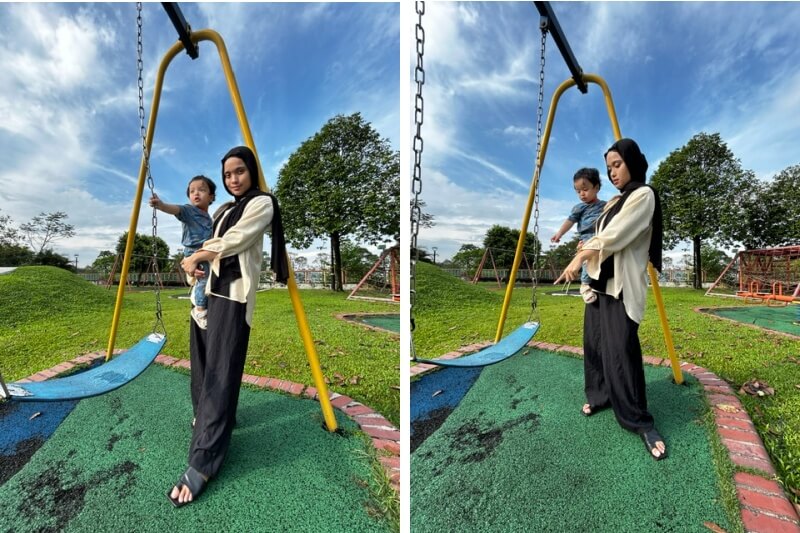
[705,246,800,304]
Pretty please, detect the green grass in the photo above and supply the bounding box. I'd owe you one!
[414,262,800,505]
[0,266,399,427]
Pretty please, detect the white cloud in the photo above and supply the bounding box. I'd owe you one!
[504,126,535,137]
[418,168,579,262]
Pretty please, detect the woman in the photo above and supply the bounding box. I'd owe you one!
[554,138,667,461]
[168,145,289,506]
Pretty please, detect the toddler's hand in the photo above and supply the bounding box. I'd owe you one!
[577,240,584,250]
[148,194,161,208]
[550,234,560,243]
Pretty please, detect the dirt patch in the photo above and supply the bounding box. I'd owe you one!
[449,411,540,464]
[16,457,139,531]
[0,436,44,486]
[0,401,20,421]
[411,406,454,454]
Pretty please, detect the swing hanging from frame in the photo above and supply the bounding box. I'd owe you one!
[0,4,167,402]
[410,2,684,383]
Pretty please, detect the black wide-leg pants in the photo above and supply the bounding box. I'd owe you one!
[188,295,250,477]
[583,292,654,434]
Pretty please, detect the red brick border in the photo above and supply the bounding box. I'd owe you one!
[411,341,800,533]
[14,350,400,493]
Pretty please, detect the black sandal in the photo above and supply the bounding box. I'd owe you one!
[641,429,668,461]
[167,466,208,508]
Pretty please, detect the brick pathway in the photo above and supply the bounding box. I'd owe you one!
[411,341,800,533]
[15,350,400,493]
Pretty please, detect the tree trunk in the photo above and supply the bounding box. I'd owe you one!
[693,235,703,290]
[329,244,336,291]
[331,232,343,291]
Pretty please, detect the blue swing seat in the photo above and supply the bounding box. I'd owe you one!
[3,333,166,402]
[414,322,539,367]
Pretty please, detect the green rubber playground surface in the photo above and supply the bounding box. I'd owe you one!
[412,349,737,532]
[356,314,400,334]
[0,365,392,532]
[703,304,800,336]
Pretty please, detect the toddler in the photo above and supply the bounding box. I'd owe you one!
[551,167,607,303]
[150,175,216,328]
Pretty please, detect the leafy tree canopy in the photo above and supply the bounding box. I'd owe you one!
[735,164,800,249]
[275,112,399,290]
[482,225,541,269]
[542,234,581,270]
[115,232,170,284]
[650,132,750,288]
[450,244,484,273]
[275,112,399,248]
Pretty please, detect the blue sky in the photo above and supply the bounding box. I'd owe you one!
[0,2,399,267]
[414,2,800,263]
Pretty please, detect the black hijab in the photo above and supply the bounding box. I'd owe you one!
[214,146,289,285]
[596,138,663,272]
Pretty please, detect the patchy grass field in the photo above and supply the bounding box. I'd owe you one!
[413,262,800,504]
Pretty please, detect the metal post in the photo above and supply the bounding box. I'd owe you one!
[161,3,199,58]
[0,371,9,399]
[534,2,588,94]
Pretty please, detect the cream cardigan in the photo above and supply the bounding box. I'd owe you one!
[582,187,655,324]
[200,195,273,326]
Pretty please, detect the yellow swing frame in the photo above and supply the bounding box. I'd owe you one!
[496,73,684,385]
[106,29,338,431]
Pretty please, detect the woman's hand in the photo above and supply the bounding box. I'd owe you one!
[180,256,206,278]
[554,249,599,285]
[181,249,218,279]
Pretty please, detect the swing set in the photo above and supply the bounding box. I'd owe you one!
[1,4,338,431]
[411,1,683,384]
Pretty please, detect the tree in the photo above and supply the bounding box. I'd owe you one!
[0,243,33,266]
[19,211,76,255]
[294,256,309,270]
[90,250,117,275]
[115,232,170,285]
[340,239,378,283]
[542,234,581,271]
[767,165,800,246]
[0,209,22,246]
[411,199,435,229]
[412,247,432,264]
[32,249,74,271]
[275,112,399,291]
[699,244,731,284]
[482,225,542,271]
[450,244,484,274]
[650,133,751,289]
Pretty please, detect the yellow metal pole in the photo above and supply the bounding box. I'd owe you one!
[648,264,683,384]
[495,77,574,342]
[194,30,338,430]
[106,41,184,362]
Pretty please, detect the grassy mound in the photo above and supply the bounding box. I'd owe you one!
[0,266,115,327]
[415,261,498,311]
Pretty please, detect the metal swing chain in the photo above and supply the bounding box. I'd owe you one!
[528,23,547,323]
[137,3,165,335]
[410,0,425,361]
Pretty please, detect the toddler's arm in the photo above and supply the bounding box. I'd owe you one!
[148,193,180,216]
[551,219,575,243]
